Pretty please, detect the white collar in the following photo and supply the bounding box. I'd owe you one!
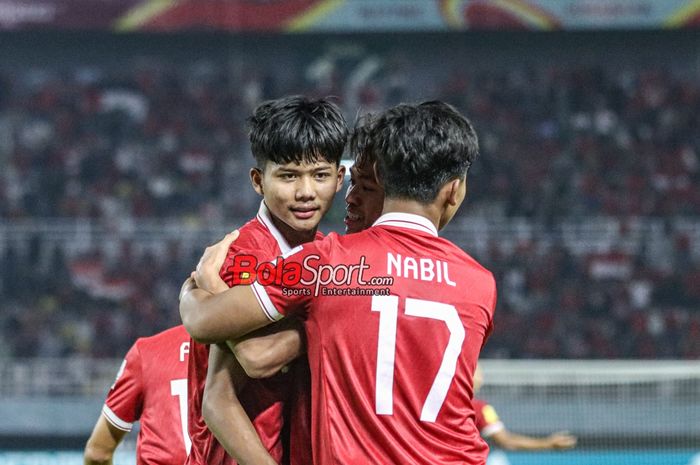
[372,212,438,237]
[256,201,292,254]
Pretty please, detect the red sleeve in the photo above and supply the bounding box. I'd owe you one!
[103,341,144,432]
[250,241,328,321]
[482,272,498,346]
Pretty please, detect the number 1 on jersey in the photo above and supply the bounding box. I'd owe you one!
[170,378,192,454]
[372,295,465,422]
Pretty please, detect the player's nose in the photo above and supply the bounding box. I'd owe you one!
[295,175,316,201]
[345,184,360,205]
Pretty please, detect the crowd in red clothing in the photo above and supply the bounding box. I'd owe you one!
[1,57,698,359]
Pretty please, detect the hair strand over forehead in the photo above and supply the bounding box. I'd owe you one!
[248,95,348,169]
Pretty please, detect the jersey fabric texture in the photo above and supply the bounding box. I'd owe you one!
[252,212,497,465]
[103,325,191,465]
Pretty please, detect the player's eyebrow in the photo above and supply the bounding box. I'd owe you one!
[275,160,334,175]
[275,166,301,174]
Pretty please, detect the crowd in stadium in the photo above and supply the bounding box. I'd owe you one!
[1,56,699,359]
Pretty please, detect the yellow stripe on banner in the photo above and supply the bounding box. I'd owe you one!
[493,0,557,30]
[115,0,177,31]
[664,0,700,27]
[442,0,464,28]
[286,0,345,32]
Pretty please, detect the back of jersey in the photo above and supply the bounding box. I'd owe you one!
[104,325,191,465]
[302,214,495,464]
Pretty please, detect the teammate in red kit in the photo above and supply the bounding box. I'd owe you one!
[185,95,347,465]
[344,114,385,234]
[84,325,191,465]
[182,101,496,464]
[472,364,577,451]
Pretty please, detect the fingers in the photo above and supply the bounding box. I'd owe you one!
[195,230,239,273]
[192,230,239,293]
[214,229,240,260]
[549,431,577,448]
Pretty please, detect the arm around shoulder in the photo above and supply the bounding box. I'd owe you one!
[179,282,273,344]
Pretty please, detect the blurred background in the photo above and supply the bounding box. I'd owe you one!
[0,1,699,464]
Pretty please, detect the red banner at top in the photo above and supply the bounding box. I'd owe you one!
[0,0,698,31]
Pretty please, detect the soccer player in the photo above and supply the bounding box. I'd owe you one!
[344,114,385,235]
[181,101,497,464]
[185,95,347,465]
[472,364,577,451]
[193,113,382,465]
[84,325,191,465]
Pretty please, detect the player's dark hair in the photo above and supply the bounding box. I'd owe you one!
[370,101,478,203]
[248,95,348,168]
[349,113,376,169]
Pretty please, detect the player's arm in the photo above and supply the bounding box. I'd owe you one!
[202,344,278,465]
[179,232,280,343]
[180,277,272,343]
[180,231,313,344]
[229,317,305,379]
[490,429,577,451]
[87,340,143,464]
[84,413,128,465]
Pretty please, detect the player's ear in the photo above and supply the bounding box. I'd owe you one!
[372,161,382,186]
[250,167,264,196]
[335,164,346,193]
[445,178,464,206]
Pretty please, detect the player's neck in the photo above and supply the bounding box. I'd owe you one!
[382,198,441,231]
[269,213,318,247]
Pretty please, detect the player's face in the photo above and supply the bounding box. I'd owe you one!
[345,162,385,234]
[252,159,344,234]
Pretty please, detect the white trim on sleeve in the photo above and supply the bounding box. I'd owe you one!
[102,405,133,432]
[251,281,283,321]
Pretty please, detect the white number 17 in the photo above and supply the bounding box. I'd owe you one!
[372,295,465,423]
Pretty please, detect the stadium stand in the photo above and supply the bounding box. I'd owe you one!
[1,36,699,361]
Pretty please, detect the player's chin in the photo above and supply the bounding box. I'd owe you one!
[288,212,322,231]
[344,217,364,234]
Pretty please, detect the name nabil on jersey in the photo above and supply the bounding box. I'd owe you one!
[386,253,456,286]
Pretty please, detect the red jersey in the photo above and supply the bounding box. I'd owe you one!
[186,201,318,465]
[472,398,505,438]
[103,325,191,465]
[252,212,497,465]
